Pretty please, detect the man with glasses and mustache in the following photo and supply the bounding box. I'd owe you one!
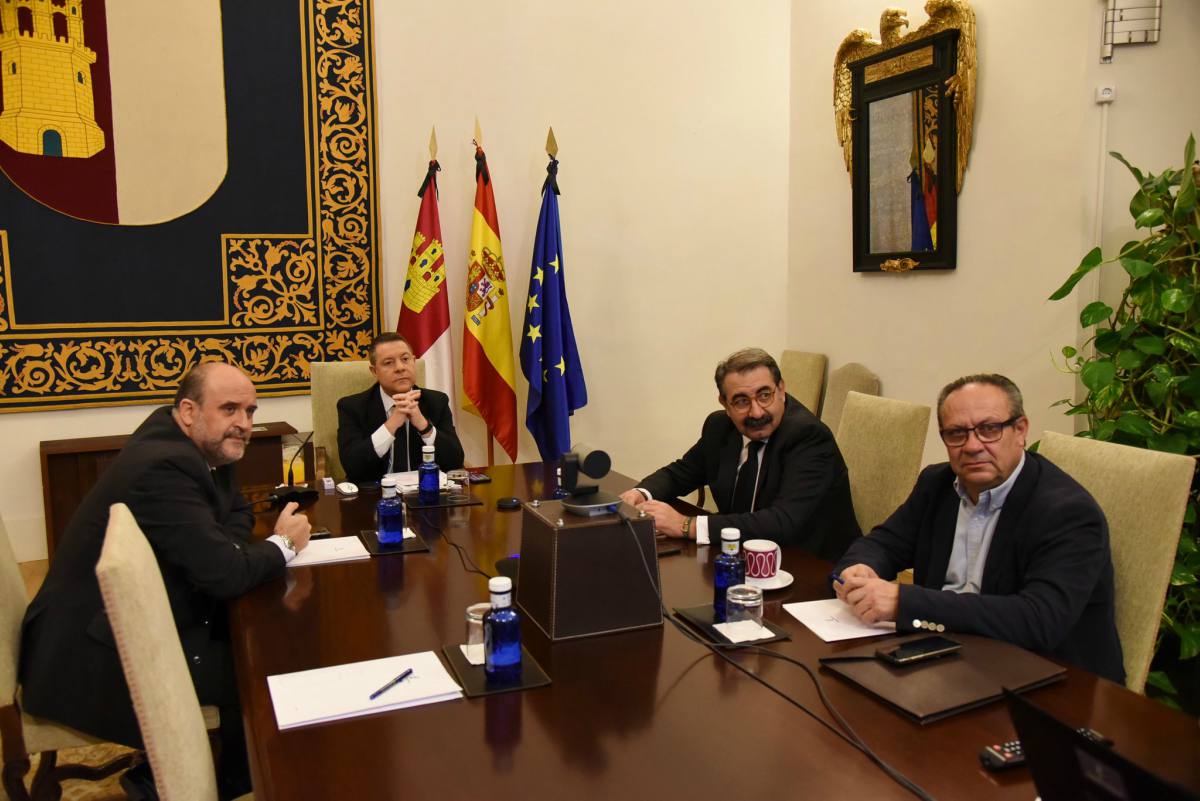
[20,362,311,799]
[832,374,1124,683]
[619,348,859,560]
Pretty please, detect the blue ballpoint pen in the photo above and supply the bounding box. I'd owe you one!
[369,667,413,700]
[828,571,845,586]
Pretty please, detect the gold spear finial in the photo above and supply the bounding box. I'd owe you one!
[474,116,482,148]
[428,126,437,160]
[546,126,558,158]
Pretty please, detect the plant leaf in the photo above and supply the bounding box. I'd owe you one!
[1115,413,1155,438]
[1110,150,1145,184]
[1080,301,1114,327]
[1081,360,1117,392]
[1185,133,1196,174]
[1115,349,1145,371]
[1146,670,1179,695]
[1177,170,1197,216]
[1161,288,1194,313]
[1049,247,1104,301]
[1146,380,1170,406]
[1120,257,1154,278]
[1174,620,1200,660]
[1061,345,1078,359]
[1178,369,1200,400]
[1136,208,1166,228]
[1094,329,1121,354]
[1134,334,1167,355]
[1148,431,1189,454]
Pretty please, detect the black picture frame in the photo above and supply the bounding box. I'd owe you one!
[850,29,959,273]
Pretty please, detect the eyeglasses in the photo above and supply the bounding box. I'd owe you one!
[727,387,777,413]
[939,417,1020,447]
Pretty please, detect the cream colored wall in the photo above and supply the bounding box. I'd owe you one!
[373,1,792,472]
[787,0,1190,466]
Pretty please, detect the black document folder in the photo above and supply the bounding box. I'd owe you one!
[819,633,1066,724]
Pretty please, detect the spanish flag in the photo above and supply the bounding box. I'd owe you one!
[461,145,518,462]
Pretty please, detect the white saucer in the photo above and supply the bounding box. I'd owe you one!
[746,569,794,591]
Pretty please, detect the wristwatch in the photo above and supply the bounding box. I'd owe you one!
[417,420,434,436]
[279,534,297,552]
[681,516,694,540]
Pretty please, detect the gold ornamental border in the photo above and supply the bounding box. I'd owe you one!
[0,0,381,411]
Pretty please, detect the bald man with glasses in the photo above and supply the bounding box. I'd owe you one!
[619,347,859,560]
[832,373,1125,683]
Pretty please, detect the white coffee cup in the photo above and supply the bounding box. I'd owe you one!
[743,539,781,581]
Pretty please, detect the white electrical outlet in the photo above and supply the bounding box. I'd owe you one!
[1095,84,1117,104]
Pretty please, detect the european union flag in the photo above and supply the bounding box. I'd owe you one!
[520,157,587,461]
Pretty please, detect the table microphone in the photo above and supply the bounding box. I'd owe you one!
[270,431,318,507]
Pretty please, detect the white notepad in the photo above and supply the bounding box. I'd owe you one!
[783,598,896,642]
[268,651,463,730]
[382,469,448,493]
[287,536,370,568]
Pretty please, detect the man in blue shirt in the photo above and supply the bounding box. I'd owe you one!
[833,374,1124,683]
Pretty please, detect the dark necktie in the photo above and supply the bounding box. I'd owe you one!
[730,440,764,513]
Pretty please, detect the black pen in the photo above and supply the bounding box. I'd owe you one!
[368,667,413,700]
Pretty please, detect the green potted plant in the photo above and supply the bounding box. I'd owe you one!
[1049,133,1199,712]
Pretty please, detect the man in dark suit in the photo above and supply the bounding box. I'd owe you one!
[619,348,859,560]
[833,373,1125,683]
[336,332,464,483]
[19,362,312,799]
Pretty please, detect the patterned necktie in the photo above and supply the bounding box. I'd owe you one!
[730,440,764,513]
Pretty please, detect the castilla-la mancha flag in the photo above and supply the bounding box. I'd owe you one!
[461,146,518,461]
[398,160,455,402]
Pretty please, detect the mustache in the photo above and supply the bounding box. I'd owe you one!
[224,429,251,444]
[743,413,773,429]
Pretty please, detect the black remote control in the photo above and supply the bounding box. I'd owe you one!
[980,728,1112,771]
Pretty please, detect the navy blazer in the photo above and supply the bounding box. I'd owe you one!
[336,382,464,483]
[638,394,860,560]
[20,407,285,746]
[835,452,1125,683]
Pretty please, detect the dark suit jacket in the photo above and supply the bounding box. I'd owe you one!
[19,407,286,746]
[336,383,464,483]
[834,452,1125,683]
[638,395,860,560]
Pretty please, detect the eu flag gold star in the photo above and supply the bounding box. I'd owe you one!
[527,324,542,343]
[533,266,544,285]
[556,356,566,374]
[549,257,560,273]
[527,294,539,313]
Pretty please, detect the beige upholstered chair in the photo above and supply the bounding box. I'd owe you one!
[820,363,881,437]
[779,350,827,415]
[1037,431,1195,694]
[309,359,425,482]
[96,504,252,801]
[0,513,135,801]
[836,392,931,533]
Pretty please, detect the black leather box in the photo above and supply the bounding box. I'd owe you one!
[516,500,663,640]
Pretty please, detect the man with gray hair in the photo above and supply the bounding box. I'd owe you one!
[833,373,1125,683]
[620,347,859,559]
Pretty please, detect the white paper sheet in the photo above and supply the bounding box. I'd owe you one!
[287,536,371,568]
[268,651,462,730]
[712,620,775,643]
[783,598,896,642]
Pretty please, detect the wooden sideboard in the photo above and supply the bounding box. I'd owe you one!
[39,421,302,560]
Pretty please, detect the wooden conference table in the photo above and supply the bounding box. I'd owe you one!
[231,464,1200,801]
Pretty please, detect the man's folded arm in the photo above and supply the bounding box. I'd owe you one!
[896,505,1108,653]
[637,437,707,501]
[337,397,385,481]
[129,461,286,601]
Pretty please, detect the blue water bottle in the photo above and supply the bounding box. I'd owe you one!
[713,527,746,623]
[418,444,439,505]
[484,576,522,684]
[376,477,405,544]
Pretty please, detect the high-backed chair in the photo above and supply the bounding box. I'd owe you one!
[309,359,425,482]
[1037,431,1195,694]
[836,392,930,533]
[96,504,252,801]
[779,350,827,415]
[0,514,135,801]
[820,363,881,437]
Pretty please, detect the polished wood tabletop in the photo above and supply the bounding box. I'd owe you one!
[232,464,1200,801]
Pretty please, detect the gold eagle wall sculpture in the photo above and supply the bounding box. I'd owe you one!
[834,0,977,193]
